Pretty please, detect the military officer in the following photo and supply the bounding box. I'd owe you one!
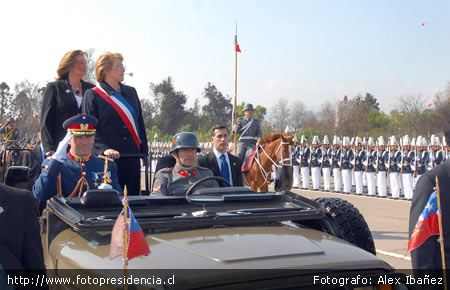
[292,135,300,188]
[341,137,354,194]
[310,136,322,190]
[298,135,310,189]
[414,136,429,187]
[364,137,377,196]
[400,135,414,201]
[429,136,444,170]
[321,135,332,192]
[234,103,263,163]
[376,136,388,198]
[387,136,402,199]
[33,114,122,201]
[151,132,219,196]
[331,136,342,193]
[0,118,19,148]
[352,137,366,195]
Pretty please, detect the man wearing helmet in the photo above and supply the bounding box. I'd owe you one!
[151,132,219,196]
[234,103,262,163]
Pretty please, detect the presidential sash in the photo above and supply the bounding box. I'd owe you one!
[92,86,141,150]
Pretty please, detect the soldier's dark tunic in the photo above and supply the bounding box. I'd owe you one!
[235,117,262,162]
[0,125,19,147]
[32,152,122,201]
[151,164,219,196]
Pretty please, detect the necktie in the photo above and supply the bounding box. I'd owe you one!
[220,154,231,187]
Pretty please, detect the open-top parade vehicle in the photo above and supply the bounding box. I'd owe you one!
[40,176,412,289]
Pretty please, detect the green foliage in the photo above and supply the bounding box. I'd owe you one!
[201,82,233,128]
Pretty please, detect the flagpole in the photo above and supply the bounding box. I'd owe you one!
[435,176,447,289]
[123,186,129,290]
[233,22,238,155]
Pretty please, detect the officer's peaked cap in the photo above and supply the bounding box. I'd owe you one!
[8,117,15,122]
[243,103,254,111]
[170,132,200,153]
[63,114,97,136]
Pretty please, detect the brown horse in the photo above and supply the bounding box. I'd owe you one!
[243,133,295,192]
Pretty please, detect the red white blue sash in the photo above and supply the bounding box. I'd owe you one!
[92,86,141,150]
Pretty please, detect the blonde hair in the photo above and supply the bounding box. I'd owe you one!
[95,52,124,83]
[56,50,87,80]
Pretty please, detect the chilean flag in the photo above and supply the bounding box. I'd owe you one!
[408,191,440,252]
[110,206,150,261]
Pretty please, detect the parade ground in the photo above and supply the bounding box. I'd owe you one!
[289,187,412,269]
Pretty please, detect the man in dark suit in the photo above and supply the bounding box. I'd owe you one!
[0,184,44,271]
[409,122,450,270]
[198,125,243,187]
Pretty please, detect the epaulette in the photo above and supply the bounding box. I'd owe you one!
[160,167,173,172]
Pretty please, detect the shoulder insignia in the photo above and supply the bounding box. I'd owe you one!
[160,167,173,172]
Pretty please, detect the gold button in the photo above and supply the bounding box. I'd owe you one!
[45,165,49,169]
[81,163,85,166]
[82,172,86,176]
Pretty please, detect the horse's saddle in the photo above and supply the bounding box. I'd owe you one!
[242,145,258,172]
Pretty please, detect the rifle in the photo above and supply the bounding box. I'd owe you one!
[339,147,343,170]
[387,146,391,174]
[414,146,418,178]
[365,148,370,173]
[309,146,313,168]
[376,144,380,174]
[320,146,325,169]
[353,147,357,172]
[400,140,404,174]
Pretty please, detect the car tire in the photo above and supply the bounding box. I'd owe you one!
[313,197,376,255]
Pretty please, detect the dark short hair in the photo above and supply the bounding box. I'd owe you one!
[445,120,450,146]
[211,125,229,137]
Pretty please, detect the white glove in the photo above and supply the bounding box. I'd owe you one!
[52,131,72,162]
[98,183,113,190]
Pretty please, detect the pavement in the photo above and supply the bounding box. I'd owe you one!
[288,187,412,269]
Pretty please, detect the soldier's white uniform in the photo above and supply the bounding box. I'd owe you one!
[341,137,353,194]
[387,136,401,199]
[364,137,377,196]
[321,135,331,192]
[376,136,388,198]
[331,136,342,192]
[352,137,365,195]
[310,136,322,190]
[400,135,414,200]
[299,136,310,189]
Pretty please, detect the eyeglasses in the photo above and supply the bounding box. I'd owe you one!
[114,64,126,70]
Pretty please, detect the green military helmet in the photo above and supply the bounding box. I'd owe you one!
[170,132,201,153]
[243,103,254,111]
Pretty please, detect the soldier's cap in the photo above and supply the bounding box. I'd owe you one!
[7,117,15,123]
[63,114,98,136]
[243,103,254,111]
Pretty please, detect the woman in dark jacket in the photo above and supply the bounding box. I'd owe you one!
[82,52,148,195]
[40,50,95,156]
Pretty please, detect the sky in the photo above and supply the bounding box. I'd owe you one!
[1,0,449,115]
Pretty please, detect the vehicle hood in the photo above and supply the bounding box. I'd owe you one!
[51,224,388,270]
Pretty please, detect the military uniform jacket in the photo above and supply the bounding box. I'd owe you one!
[341,149,354,170]
[310,147,322,168]
[292,146,300,166]
[364,150,376,173]
[401,150,415,174]
[376,150,388,172]
[151,164,219,196]
[235,117,262,142]
[430,150,444,169]
[416,150,429,175]
[299,147,310,168]
[385,150,401,173]
[0,125,19,144]
[331,148,341,169]
[352,150,366,172]
[32,153,122,201]
[321,148,331,168]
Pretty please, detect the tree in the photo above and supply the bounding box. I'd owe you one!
[140,97,156,130]
[150,77,187,135]
[235,102,267,120]
[288,100,307,133]
[363,92,380,111]
[201,82,233,128]
[0,82,12,122]
[396,94,426,136]
[270,97,290,132]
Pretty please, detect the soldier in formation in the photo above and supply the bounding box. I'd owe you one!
[288,133,448,201]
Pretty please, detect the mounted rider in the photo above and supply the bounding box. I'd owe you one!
[234,103,262,163]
